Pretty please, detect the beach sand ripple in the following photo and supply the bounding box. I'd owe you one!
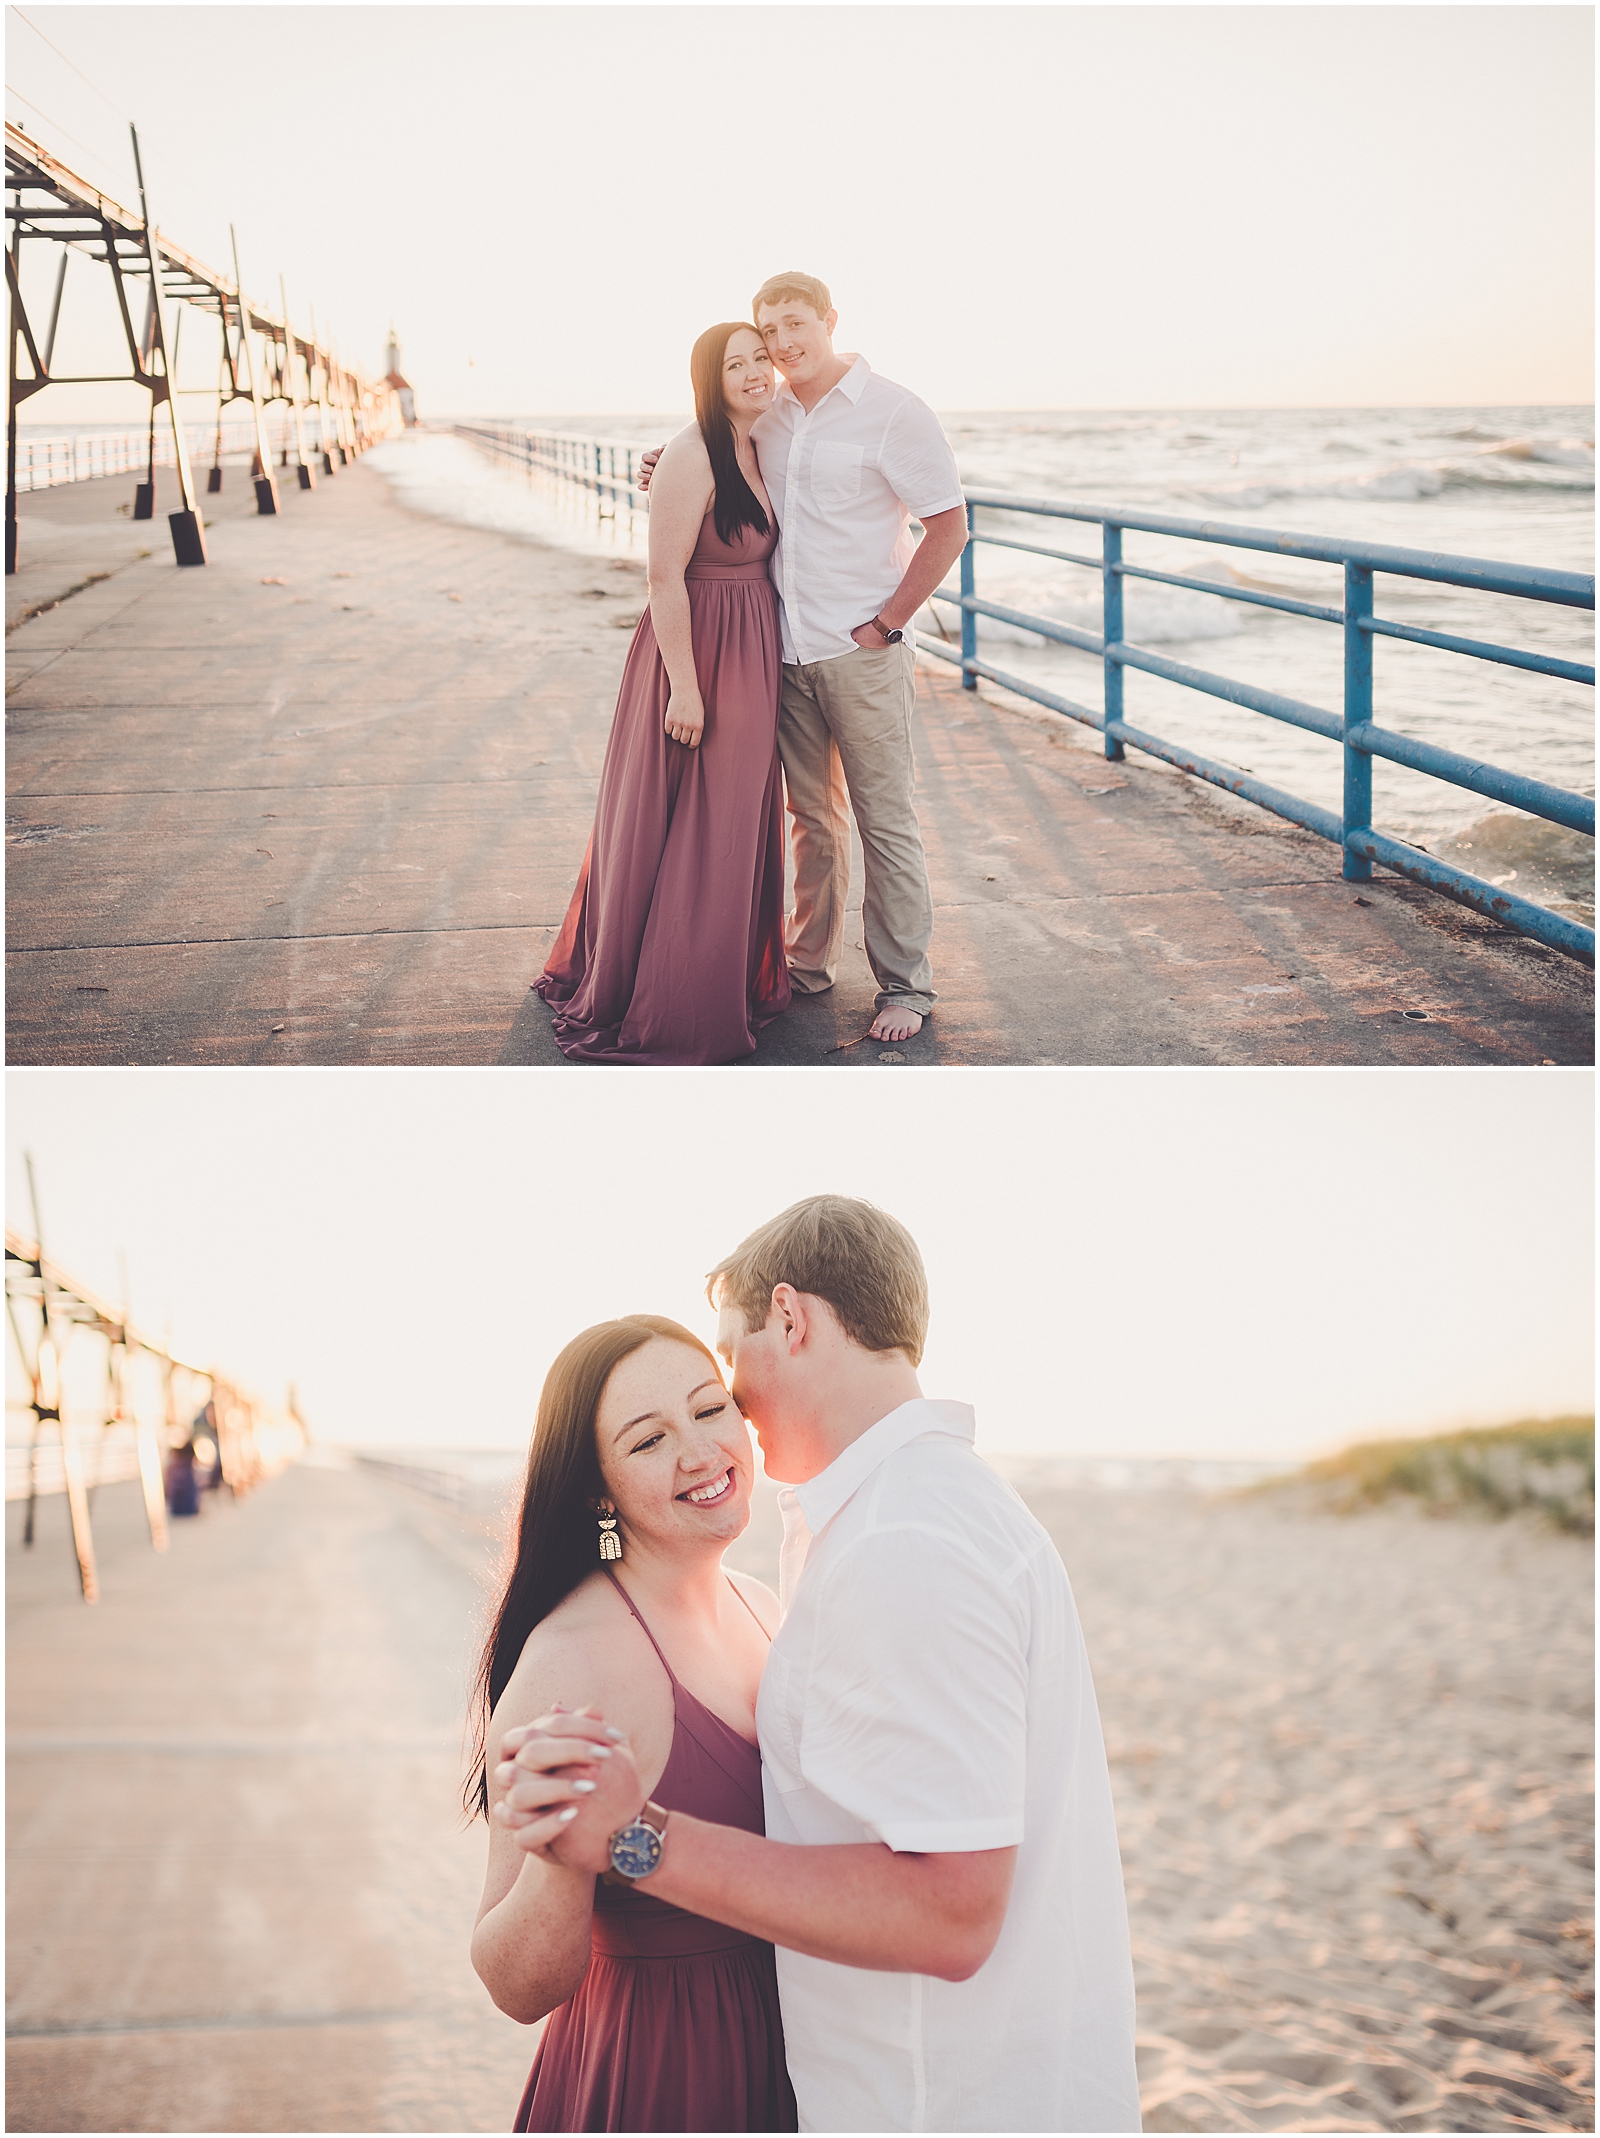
[1025,1488,1594,2134]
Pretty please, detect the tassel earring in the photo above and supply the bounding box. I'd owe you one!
[597,1505,622,1562]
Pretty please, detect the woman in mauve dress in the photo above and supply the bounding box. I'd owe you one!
[532,323,791,1062]
[468,1316,797,2134]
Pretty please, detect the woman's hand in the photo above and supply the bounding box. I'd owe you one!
[664,688,706,749]
[492,1716,606,1861]
[498,1709,647,1873]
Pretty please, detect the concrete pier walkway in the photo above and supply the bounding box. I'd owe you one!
[6,455,1590,1064]
[5,1458,536,2133]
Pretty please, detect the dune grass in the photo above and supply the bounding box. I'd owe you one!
[1276,1416,1594,1534]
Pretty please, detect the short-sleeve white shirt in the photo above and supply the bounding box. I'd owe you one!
[752,357,965,666]
[757,1399,1141,2133]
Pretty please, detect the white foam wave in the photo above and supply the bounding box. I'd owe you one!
[1524,438,1594,469]
[1191,443,1593,513]
[1453,433,1592,468]
[366,433,643,559]
[1193,464,1438,510]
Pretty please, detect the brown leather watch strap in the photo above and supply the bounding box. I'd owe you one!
[600,1800,670,1886]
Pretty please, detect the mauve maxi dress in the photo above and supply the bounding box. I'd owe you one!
[514,1569,797,2134]
[533,514,791,1063]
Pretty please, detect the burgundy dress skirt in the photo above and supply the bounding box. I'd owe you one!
[514,1573,797,2134]
[533,515,792,1064]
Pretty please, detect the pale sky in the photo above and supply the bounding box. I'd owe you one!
[5,4,1593,422]
[5,1069,1593,1465]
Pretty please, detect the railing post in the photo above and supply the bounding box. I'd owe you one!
[1103,522,1125,760]
[959,501,977,690]
[1343,562,1374,880]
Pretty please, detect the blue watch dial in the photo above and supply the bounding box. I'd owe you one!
[608,1818,665,1881]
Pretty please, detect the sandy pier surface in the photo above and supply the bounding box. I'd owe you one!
[7,1458,1591,2132]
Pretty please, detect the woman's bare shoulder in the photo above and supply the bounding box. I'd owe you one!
[652,424,712,492]
[658,422,708,465]
[489,1575,645,1736]
[727,1567,781,1636]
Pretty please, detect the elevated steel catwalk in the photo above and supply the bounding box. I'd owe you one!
[6,118,391,571]
[6,1216,300,1603]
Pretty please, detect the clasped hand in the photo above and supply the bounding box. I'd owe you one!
[494,1705,646,1873]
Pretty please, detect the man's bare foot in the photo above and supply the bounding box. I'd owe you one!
[869,1005,924,1043]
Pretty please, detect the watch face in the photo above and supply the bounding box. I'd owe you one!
[609,1821,664,1881]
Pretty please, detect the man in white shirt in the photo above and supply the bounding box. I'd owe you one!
[501,1195,1142,2134]
[749,275,967,1047]
[645,275,969,1046]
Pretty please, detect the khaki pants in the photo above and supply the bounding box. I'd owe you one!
[779,642,935,1016]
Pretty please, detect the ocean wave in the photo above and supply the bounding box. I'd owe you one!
[1190,444,1593,512]
[1481,436,1595,469]
[1192,465,1440,510]
[1431,426,1593,462]
[1433,811,1595,920]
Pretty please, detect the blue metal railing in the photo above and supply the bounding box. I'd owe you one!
[926,494,1594,963]
[450,420,1594,965]
[452,423,644,515]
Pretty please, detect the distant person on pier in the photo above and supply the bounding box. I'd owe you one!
[164,1439,200,1519]
[467,1315,796,2130]
[532,324,791,1063]
[193,1399,225,1494]
[641,274,969,1047]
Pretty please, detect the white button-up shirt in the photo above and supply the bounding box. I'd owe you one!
[753,357,964,666]
[758,1399,1141,2133]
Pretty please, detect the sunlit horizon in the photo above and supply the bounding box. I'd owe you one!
[4,6,1591,424]
[6,1069,1593,1471]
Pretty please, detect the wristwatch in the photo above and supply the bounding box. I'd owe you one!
[605,1801,669,1883]
[866,615,904,644]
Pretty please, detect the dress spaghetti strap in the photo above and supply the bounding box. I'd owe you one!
[726,1576,773,1644]
[603,1563,681,1686]
[602,1564,772,1689]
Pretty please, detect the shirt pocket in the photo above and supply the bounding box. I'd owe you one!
[809,442,864,508]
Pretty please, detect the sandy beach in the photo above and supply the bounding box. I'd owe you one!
[1023,1486,1595,2134]
[7,1458,1591,2132]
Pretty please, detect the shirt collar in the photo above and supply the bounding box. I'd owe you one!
[773,352,872,417]
[795,1398,975,1534]
[836,353,872,401]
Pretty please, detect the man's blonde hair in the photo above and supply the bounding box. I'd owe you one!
[751,271,833,323]
[706,1195,928,1365]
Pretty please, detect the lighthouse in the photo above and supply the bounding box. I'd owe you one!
[383,327,417,428]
